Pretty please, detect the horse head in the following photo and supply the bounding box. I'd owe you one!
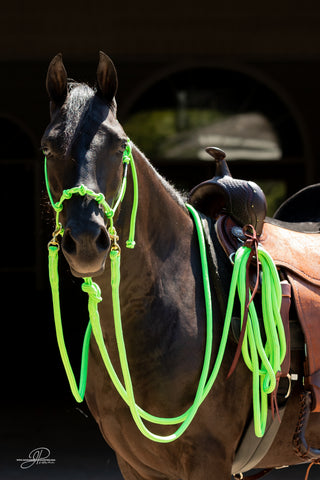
[41,52,128,278]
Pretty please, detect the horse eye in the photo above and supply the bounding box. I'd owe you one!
[119,141,127,154]
[42,146,51,157]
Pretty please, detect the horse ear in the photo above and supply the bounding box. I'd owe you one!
[46,53,67,106]
[96,51,118,105]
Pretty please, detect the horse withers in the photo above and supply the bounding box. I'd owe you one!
[42,52,320,480]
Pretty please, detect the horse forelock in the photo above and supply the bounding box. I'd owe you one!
[62,82,95,143]
[61,82,118,151]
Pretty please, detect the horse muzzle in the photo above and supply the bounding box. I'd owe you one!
[61,221,110,278]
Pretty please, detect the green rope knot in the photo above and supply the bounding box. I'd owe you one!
[55,203,64,213]
[126,240,136,249]
[95,192,105,204]
[79,185,87,196]
[122,147,131,165]
[81,278,102,303]
[63,189,73,200]
[123,139,133,165]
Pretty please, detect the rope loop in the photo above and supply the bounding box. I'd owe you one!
[243,224,259,250]
[232,244,285,437]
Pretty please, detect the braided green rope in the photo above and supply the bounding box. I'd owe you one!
[46,141,285,440]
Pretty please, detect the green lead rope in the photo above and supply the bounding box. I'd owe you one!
[227,245,286,437]
[46,142,285,441]
[48,245,92,402]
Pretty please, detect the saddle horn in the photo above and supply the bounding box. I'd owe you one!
[188,147,267,235]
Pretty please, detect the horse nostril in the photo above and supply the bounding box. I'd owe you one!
[62,226,110,258]
[96,228,110,251]
[63,229,77,255]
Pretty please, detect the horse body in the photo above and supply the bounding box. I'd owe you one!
[42,52,320,479]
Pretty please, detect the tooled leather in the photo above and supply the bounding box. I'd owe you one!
[261,221,320,286]
[189,176,267,235]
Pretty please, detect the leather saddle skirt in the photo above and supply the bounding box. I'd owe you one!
[217,215,320,412]
[261,220,320,411]
[260,220,320,286]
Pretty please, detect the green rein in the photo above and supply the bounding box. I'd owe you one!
[46,140,286,441]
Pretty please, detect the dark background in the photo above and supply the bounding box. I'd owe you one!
[1,1,320,478]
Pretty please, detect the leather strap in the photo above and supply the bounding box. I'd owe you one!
[227,225,260,379]
[287,273,320,412]
[279,281,291,377]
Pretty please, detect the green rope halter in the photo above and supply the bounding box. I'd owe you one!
[45,140,138,248]
[45,140,285,441]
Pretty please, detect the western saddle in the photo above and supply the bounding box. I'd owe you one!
[188,147,320,418]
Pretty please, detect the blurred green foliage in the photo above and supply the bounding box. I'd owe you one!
[124,109,224,157]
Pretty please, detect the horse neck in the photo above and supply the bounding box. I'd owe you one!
[118,145,193,265]
[116,146,231,330]
[96,145,198,339]
[95,146,227,370]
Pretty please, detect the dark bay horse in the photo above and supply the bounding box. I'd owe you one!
[42,52,320,479]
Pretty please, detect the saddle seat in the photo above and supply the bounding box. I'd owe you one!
[188,147,320,413]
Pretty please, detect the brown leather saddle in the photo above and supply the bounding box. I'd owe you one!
[188,147,320,413]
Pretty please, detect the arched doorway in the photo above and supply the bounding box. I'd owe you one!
[123,66,305,215]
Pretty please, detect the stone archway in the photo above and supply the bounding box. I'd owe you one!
[122,65,306,213]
